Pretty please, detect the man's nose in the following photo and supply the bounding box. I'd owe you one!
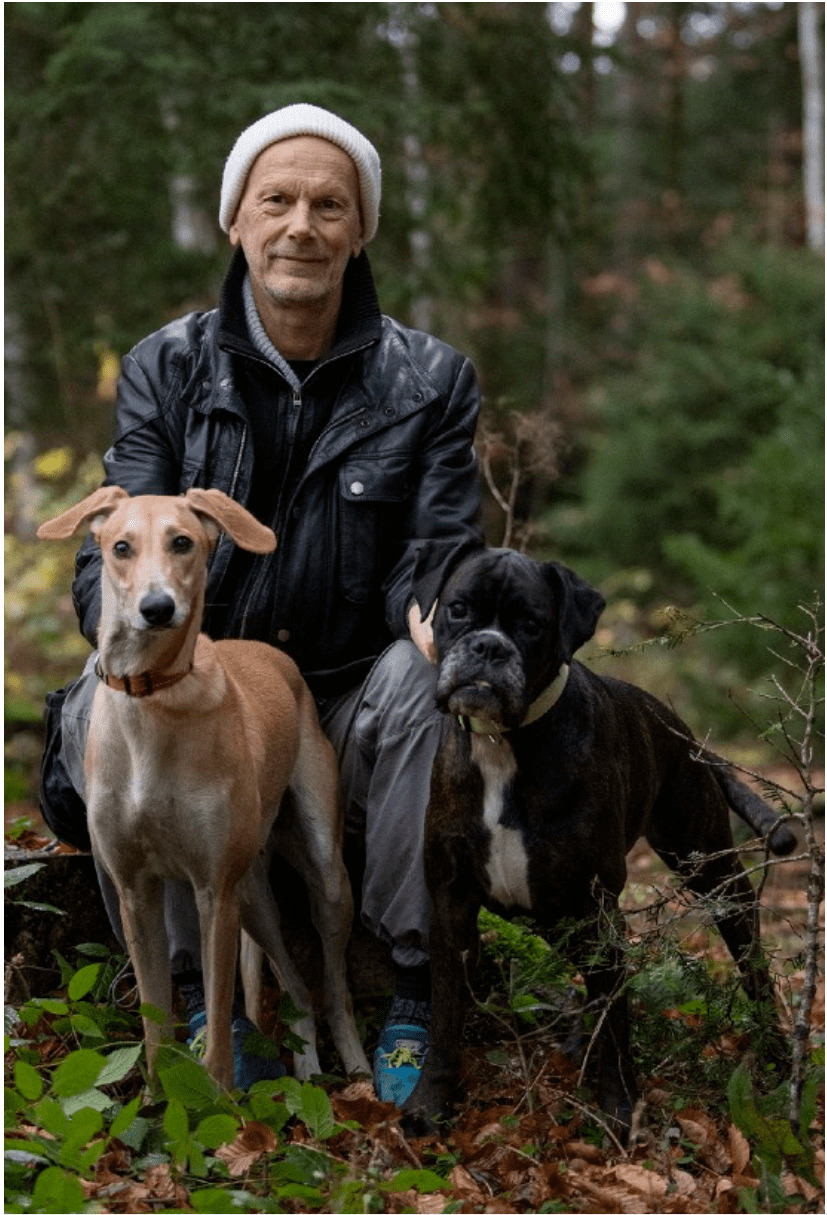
[285,200,314,240]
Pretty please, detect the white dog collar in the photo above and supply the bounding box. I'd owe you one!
[457,664,570,737]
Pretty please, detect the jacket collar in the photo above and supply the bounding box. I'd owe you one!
[217,247,383,368]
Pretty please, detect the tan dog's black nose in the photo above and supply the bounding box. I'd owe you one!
[139,592,176,627]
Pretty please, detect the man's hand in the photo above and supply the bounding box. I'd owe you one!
[408,600,437,664]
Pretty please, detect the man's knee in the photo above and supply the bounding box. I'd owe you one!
[366,639,438,722]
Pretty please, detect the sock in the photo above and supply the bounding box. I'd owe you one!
[387,962,431,1027]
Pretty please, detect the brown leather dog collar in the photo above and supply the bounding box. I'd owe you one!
[94,660,193,698]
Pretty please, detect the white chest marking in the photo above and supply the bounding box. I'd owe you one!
[471,735,532,910]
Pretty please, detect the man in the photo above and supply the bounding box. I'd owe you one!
[49,104,482,1103]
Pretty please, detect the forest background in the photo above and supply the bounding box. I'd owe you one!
[5,0,825,803]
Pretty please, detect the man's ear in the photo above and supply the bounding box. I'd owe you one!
[542,561,605,661]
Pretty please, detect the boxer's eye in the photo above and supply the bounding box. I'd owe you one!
[522,618,544,638]
[447,600,469,621]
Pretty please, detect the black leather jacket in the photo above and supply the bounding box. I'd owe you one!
[72,251,482,698]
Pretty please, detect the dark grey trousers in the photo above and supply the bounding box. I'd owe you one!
[61,640,440,972]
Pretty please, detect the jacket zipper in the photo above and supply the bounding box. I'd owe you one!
[238,384,302,639]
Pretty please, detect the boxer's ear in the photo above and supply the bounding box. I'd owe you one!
[412,537,484,620]
[542,562,605,660]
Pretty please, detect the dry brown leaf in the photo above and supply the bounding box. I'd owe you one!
[727,1122,751,1175]
[143,1163,189,1207]
[613,1162,668,1198]
[576,1174,645,1213]
[677,1108,729,1172]
[415,1194,446,1214]
[214,1120,277,1176]
[669,1167,698,1197]
[447,1162,485,1201]
[783,1173,821,1202]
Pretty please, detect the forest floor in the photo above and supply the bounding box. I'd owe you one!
[4,792,824,1214]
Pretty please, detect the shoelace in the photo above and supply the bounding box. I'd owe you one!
[383,1044,424,1069]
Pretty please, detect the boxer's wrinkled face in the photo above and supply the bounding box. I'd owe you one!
[433,551,558,730]
[432,550,605,731]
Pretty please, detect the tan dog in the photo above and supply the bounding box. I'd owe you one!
[38,487,369,1088]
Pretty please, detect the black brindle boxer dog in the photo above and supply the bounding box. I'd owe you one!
[404,547,795,1138]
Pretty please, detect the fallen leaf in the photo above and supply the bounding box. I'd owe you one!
[214,1120,277,1176]
[727,1122,751,1175]
[613,1162,668,1198]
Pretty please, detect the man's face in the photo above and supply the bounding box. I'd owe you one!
[229,136,364,314]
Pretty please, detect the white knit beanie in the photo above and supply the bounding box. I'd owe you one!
[219,103,381,241]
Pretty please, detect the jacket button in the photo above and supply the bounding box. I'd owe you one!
[350,481,365,496]
[276,628,290,644]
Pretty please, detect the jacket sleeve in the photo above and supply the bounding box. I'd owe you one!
[72,349,185,646]
[382,354,484,638]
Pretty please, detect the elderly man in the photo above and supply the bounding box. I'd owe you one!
[44,104,482,1102]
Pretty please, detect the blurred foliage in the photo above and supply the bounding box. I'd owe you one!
[4,2,824,766]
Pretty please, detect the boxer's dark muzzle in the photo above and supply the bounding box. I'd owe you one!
[435,628,527,729]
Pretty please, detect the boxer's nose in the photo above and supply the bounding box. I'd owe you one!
[468,631,512,664]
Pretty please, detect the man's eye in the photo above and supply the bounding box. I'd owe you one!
[171,535,193,554]
[113,540,131,558]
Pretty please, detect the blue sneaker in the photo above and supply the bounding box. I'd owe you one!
[188,1010,286,1089]
[373,1022,429,1106]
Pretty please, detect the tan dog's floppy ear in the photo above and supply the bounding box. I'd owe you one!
[37,486,129,540]
[184,488,276,554]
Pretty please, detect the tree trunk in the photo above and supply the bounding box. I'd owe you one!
[798,2,825,252]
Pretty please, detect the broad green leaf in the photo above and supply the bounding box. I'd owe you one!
[34,1097,70,1139]
[298,1082,335,1140]
[191,1187,251,1212]
[164,1097,189,1141]
[4,862,45,888]
[51,1048,105,1096]
[160,1058,221,1108]
[109,1095,142,1139]
[63,1105,104,1150]
[14,1059,43,1101]
[97,1043,142,1086]
[29,998,69,1017]
[60,1087,113,1116]
[31,1165,85,1215]
[194,1112,239,1148]
[75,942,114,958]
[68,963,101,1001]
[383,1167,448,1193]
[139,1001,168,1025]
[69,1012,106,1041]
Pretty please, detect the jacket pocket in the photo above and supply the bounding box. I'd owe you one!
[338,454,412,603]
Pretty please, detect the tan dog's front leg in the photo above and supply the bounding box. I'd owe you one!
[195,886,239,1090]
[116,873,173,1080]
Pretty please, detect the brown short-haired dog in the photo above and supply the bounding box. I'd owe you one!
[39,487,368,1088]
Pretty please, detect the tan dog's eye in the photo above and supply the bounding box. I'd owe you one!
[171,535,194,554]
[113,540,131,558]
